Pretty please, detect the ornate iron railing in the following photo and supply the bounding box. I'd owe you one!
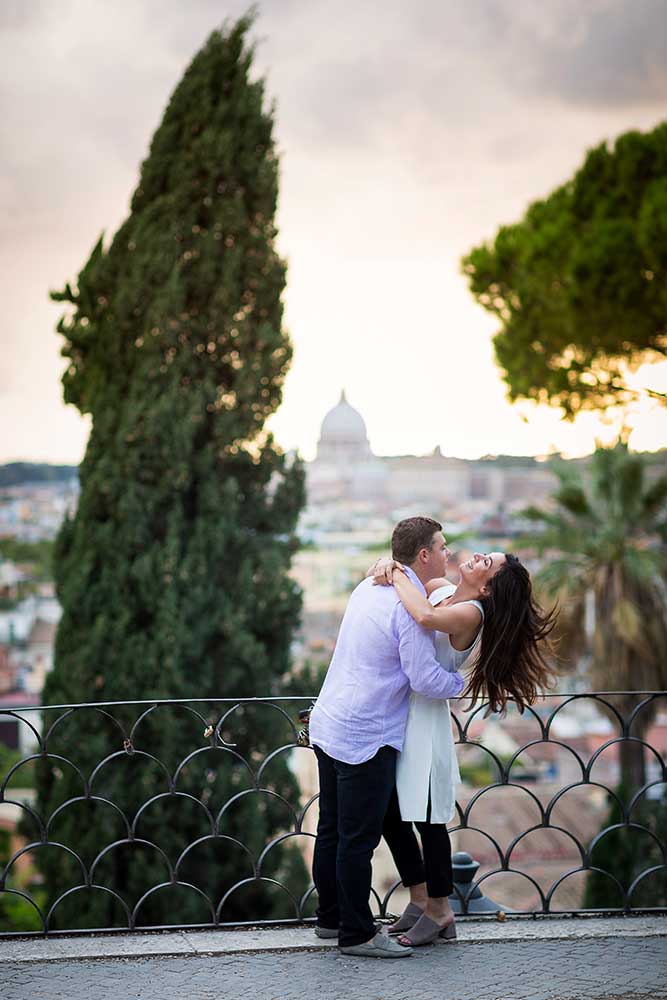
[0,692,665,936]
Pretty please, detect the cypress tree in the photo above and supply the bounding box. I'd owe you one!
[26,16,308,931]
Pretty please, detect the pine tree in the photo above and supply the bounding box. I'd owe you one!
[462,124,667,416]
[27,16,309,932]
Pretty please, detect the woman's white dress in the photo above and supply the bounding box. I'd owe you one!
[395,583,483,823]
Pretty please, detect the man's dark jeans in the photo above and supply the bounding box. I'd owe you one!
[312,744,396,948]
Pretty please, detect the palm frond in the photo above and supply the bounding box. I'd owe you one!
[531,438,667,695]
[553,481,593,519]
[535,556,591,597]
[622,547,667,586]
[615,452,645,523]
[641,475,667,524]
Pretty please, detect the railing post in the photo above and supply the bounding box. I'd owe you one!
[449,851,509,915]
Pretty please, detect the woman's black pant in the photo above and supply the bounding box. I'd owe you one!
[382,785,453,898]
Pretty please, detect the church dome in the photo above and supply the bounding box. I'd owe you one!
[316,390,373,462]
[320,390,368,442]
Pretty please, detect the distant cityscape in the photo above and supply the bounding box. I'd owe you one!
[2,398,667,708]
[301,390,560,548]
[1,406,666,915]
[0,395,561,705]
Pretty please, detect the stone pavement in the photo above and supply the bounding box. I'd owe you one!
[2,919,666,1000]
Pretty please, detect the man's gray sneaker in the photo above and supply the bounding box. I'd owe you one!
[339,929,413,958]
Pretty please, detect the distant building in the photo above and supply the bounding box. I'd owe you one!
[0,592,60,704]
[0,477,78,542]
[307,390,388,503]
[23,618,57,695]
[0,560,27,601]
[305,390,558,514]
[0,643,16,694]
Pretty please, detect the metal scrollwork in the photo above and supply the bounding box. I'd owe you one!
[0,692,665,936]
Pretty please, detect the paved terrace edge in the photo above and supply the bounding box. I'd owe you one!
[1,916,665,965]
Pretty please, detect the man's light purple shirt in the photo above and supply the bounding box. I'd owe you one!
[309,568,464,764]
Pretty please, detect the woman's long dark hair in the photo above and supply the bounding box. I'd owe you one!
[464,554,557,714]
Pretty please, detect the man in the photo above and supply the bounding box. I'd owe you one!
[308,516,464,958]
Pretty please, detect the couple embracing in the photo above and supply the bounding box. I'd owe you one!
[308,516,555,958]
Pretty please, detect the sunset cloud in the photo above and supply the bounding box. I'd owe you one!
[2,0,666,463]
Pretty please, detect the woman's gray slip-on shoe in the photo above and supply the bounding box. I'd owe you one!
[314,926,339,939]
[388,901,424,934]
[339,929,413,958]
[396,913,456,947]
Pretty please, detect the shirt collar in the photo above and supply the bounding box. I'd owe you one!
[403,566,426,595]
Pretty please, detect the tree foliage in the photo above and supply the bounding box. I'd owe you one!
[0,538,54,581]
[463,124,667,416]
[29,17,309,931]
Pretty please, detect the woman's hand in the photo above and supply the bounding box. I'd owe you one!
[369,556,406,586]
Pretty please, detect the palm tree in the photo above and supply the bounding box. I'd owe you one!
[523,439,667,791]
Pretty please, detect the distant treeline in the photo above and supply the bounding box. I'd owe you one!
[0,463,78,487]
[476,454,546,467]
[0,537,54,577]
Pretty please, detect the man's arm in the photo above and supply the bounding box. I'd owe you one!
[395,605,464,700]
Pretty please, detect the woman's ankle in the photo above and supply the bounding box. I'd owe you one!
[408,884,428,909]
[424,898,454,921]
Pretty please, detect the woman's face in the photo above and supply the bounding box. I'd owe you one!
[459,551,506,596]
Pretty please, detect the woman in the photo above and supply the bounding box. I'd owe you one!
[369,550,556,947]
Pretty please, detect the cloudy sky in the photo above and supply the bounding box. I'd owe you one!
[2,0,667,464]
